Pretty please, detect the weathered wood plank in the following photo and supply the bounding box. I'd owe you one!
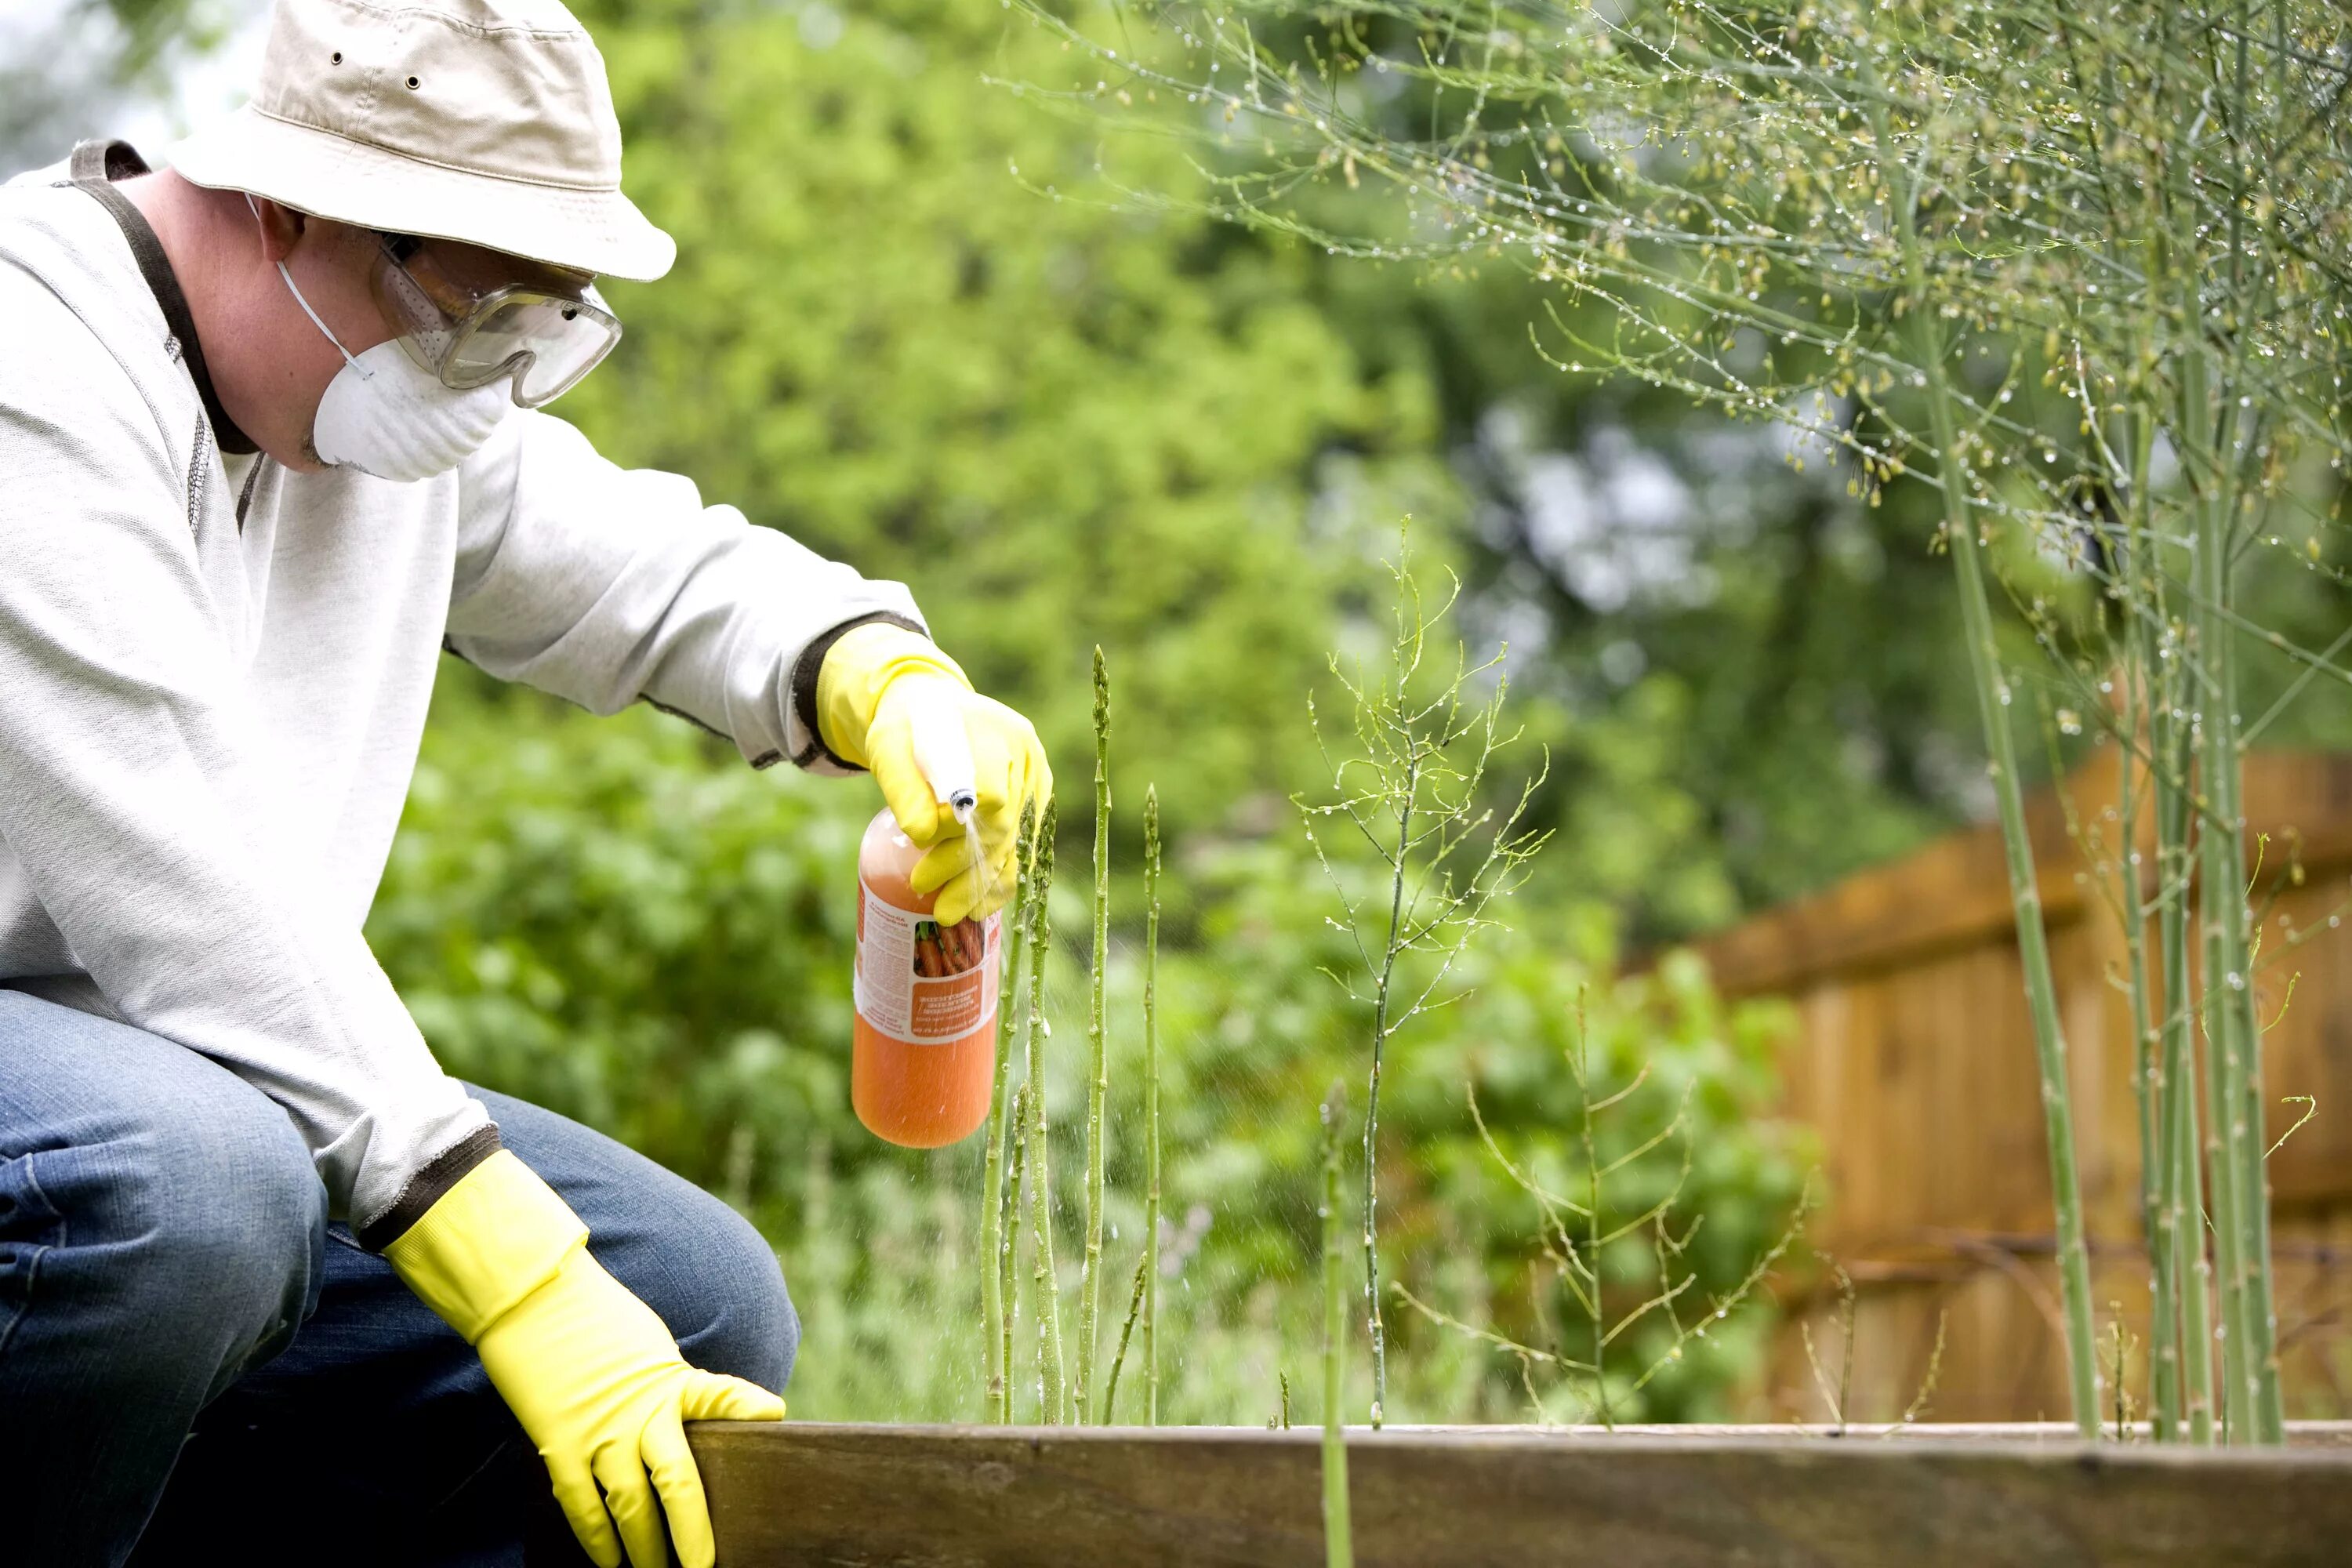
[1514,1421,2352,1446]
[688,1421,2352,1567]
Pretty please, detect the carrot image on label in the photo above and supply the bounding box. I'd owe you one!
[851,809,1001,1147]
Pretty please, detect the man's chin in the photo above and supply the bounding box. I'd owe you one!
[259,432,332,475]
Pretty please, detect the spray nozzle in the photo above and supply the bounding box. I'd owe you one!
[906,685,982,832]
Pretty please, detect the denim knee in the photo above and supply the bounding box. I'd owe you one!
[108,1091,326,1395]
[633,1187,797,1392]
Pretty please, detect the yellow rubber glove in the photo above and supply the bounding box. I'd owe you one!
[817,622,1053,925]
[384,1150,785,1568]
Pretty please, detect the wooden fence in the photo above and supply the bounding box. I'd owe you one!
[1697,747,2352,1424]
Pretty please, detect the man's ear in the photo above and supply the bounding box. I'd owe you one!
[246,194,307,266]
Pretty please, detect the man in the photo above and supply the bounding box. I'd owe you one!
[0,1,1051,1563]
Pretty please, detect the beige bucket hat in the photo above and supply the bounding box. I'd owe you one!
[168,0,674,281]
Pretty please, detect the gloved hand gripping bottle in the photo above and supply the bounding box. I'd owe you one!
[818,624,1046,1149]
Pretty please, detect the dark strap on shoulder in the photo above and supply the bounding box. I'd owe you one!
[65,139,257,456]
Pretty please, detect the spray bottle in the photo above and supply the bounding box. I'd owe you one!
[851,692,1002,1147]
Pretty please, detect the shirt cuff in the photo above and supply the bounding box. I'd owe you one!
[354,1122,506,1251]
[787,610,929,772]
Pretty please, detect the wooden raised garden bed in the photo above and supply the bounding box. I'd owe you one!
[688,1421,2352,1566]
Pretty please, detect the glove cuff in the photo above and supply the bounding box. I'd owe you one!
[815,622,972,769]
[383,1149,590,1344]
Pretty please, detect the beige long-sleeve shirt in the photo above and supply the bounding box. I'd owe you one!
[0,160,921,1243]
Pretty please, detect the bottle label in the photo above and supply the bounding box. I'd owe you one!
[855,884,1001,1044]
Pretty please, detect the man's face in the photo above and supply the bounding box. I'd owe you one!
[215,198,608,473]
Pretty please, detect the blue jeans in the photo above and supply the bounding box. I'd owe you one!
[0,989,798,1567]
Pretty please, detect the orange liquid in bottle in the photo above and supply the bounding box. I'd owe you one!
[851,808,1000,1147]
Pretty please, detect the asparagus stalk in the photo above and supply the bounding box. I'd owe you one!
[1098,1247,1150,1425]
[2114,502,2183,1440]
[1363,764,1412,1432]
[2149,510,2216,1448]
[2120,742,2179,1436]
[2192,487,2254,1443]
[2217,7,2286,1446]
[2142,659,2216,1443]
[2187,442,2284,1442]
[1320,1081,1354,1568]
[1926,321,2100,1439]
[2171,102,2282,1436]
[1142,782,1163,1425]
[1024,799,1067,1422]
[980,802,1037,1423]
[1865,75,2099,1434]
[1077,648,1112,1421]
[2136,151,2214,1444]
[2142,535,2217,1446]
[1002,1082,1031,1419]
[2105,376,2211,1443]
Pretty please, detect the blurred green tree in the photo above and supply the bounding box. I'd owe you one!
[559,0,1447,842]
[554,0,2003,938]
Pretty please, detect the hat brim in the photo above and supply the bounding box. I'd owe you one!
[168,106,676,282]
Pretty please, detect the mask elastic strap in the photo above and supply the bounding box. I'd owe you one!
[249,193,372,381]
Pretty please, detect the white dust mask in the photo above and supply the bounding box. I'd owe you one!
[260,200,510,481]
[309,338,510,482]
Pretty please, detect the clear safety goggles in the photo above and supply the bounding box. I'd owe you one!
[371,233,621,408]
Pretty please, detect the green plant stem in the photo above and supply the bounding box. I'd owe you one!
[2189,401,2256,1447]
[2134,135,2214,1447]
[2216,16,2287,1438]
[1867,78,2099,1436]
[1142,782,1163,1426]
[2120,697,2177,1439]
[1002,1080,1031,1421]
[980,804,1036,1424]
[2115,442,2182,1443]
[2167,972,2216,1446]
[1363,751,1416,1431]
[1099,1247,1149,1425]
[2168,121,2281,1440]
[1319,1081,1354,1568]
[1929,339,2100,1441]
[1576,997,1610,1427]
[1025,799,1067,1423]
[2121,385,2207,1443]
[1077,648,1111,1423]
[2153,638,2217,1445]
[2190,461,2285,1444]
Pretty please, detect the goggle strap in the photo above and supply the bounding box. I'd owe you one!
[376,255,459,363]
